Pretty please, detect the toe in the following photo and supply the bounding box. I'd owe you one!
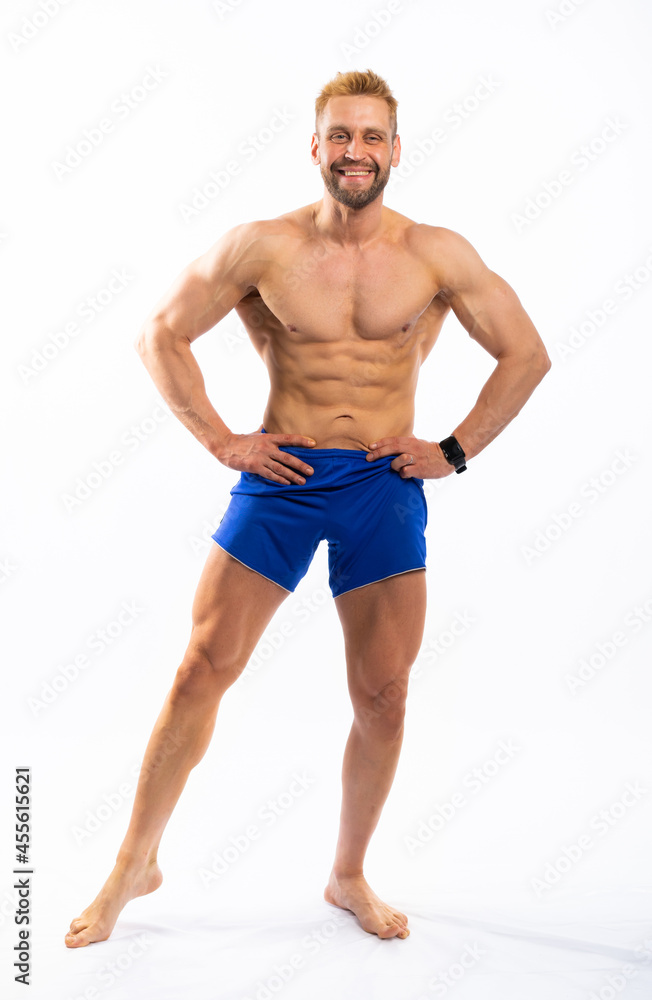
[69,927,99,948]
[378,920,402,939]
[65,920,102,948]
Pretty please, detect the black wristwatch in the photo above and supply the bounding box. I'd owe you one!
[439,435,467,474]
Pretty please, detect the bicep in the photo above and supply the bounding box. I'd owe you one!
[436,230,545,361]
[141,223,259,344]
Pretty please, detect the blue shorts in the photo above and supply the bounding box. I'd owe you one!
[212,428,428,598]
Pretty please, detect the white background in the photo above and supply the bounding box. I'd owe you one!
[2,0,652,997]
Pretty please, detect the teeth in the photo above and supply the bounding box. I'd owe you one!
[342,170,371,175]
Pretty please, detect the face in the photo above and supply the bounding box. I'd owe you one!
[312,95,400,210]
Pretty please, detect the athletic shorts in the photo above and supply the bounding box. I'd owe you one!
[212,427,428,599]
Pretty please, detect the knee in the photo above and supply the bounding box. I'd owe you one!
[171,638,246,701]
[353,677,408,740]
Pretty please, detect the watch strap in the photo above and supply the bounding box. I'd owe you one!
[439,435,467,473]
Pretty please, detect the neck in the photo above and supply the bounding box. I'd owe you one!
[313,189,385,246]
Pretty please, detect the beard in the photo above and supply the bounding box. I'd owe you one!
[321,159,391,209]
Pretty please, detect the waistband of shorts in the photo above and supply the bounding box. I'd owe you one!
[260,426,374,459]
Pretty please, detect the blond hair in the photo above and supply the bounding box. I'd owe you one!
[315,69,398,139]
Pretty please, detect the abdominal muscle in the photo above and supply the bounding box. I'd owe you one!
[236,300,424,448]
[261,405,413,451]
[254,313,422,446]
[234,221,447,449]
[246,317,426,449]
[261,359,418,451]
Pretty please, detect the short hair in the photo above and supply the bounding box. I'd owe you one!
[315,69,398,139]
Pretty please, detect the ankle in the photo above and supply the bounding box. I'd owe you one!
[331,867,365,881]
[115,849,158,872]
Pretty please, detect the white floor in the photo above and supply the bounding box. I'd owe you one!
[26,886,652,1000]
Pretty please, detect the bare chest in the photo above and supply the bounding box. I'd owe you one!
[256,241,438,343]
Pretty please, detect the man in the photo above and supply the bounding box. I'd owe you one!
[65,68,550,948]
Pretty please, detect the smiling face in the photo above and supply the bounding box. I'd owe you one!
[312,95,400,210]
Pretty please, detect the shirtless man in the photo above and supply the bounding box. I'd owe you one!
[65,69,550,948]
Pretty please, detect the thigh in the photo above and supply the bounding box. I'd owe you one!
[326,460,427,599]
[213,486,325,594]
[334,568,427,701]
[190,542,291,666]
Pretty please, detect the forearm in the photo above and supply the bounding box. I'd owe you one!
[451,351,551,461]
[136,326,231,458]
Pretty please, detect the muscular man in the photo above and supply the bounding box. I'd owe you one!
[65,69,550,948]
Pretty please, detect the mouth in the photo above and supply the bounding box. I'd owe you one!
[336,168,375,179]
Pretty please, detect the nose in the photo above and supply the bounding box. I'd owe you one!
[344,134,366,160]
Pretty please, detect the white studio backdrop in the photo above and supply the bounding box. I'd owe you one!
[2,0,652,997]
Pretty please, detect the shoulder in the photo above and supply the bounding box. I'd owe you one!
[195,214,302,288]
[402,222,480,261]
[402,223,493,295]
[212,214,299,252]
[216,210,312,260]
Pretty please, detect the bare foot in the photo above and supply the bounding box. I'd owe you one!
[324,871,410,939]
[65,858,162,948]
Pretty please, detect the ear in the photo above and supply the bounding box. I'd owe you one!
[310,132,321,165]
[391,134,401,168]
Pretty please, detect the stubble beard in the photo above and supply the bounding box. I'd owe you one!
[321,159,392,210]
